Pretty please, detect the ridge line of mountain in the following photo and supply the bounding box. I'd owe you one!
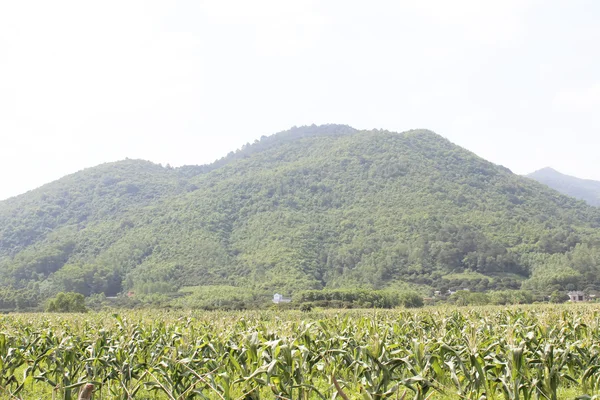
[1,124,600,311]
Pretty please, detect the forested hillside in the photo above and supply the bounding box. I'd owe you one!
[2,125,600,310]
[528,167,600,207]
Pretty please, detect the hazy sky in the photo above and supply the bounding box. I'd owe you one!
[1,0,599,200]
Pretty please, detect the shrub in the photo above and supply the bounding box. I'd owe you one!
[398,291,424,308]
[450,291,490,306]
[549,291,569,304]
[46,292,88,313]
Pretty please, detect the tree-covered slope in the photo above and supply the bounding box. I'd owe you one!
[2,125,600,309]
[527,167,600,207]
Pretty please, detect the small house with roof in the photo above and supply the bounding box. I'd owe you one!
[273,293,292,304]
[568,291,586,302]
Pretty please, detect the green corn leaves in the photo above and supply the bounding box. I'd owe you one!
[0,306,599,398]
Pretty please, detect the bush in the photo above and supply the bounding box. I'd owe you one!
[489,290,534,305]
[398,292,424,308]
[549,291,569,304]
[296,289,400,309]
[450,291,490,306]
[46,292,88,313]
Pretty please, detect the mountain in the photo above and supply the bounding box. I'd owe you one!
[527,167,600,207]
[2,125,600,310]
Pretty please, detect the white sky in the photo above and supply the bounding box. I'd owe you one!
[1,0,599,200]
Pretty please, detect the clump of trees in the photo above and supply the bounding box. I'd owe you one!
[549,291,570,303]
[295,289,424,309]
[447,290,536,306]
[0,286,39,311]
[46,292,88,313]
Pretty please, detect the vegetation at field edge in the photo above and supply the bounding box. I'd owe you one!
[1,305,600,399]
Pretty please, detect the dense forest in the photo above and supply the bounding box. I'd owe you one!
[1,125,600,310]
[528,167,600,207]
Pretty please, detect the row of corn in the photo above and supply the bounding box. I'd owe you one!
[1,306,600,399]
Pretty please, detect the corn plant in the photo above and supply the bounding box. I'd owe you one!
[1,305,600,399]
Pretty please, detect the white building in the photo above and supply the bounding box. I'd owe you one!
[273,293,291,304]
[568,291,586,302]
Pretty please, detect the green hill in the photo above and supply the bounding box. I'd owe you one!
[527,167,600,207]
[2,125,600,309]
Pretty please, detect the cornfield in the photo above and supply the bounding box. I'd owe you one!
[1,305,600,399]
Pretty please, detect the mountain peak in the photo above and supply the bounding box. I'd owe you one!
[286,123,357,135]
[527,167,600,206]
[2,125,600,311]
[529,167,561,175]
[537,167,559,173]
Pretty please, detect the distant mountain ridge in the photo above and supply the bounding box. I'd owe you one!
[2,124,600,310]
[527,167,600,207]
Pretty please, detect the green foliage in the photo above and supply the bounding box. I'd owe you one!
[0,306,598,399]
[84,292,108,311]
[447,289,535,306]
[45,292,88,313]
[171,285,263,310]
[0,285,39,311]
[449,290,491,306]
[489,290,534,305]
[528,167,600,207]
[1,125,600,310]
[295,288,424,308]
[550,290,570,303]
[399,291,425,308]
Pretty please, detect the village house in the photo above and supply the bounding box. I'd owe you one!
[273,293,292,304]
[568,291,586,302]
